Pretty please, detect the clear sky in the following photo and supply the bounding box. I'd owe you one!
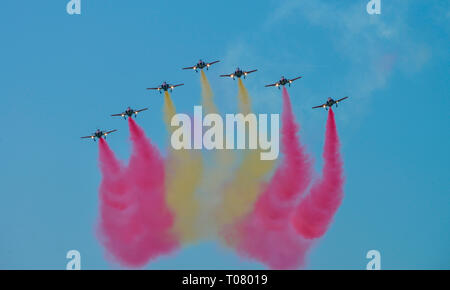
[0,0,448,269]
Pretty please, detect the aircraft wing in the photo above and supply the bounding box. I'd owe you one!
[135,108,149,113]
[264,83,278,87]
[244,70,257,74]
[337,96,348,102]
[289,76,302,82]
[312,104,326,109]
[207,61,220,66]
[146,87,161,90]
[104,129,117,135]
[171,84,184,88]
[81,135,94,139]
[111,113,124,117]
[182,66,195,70]
[220,74,233,77]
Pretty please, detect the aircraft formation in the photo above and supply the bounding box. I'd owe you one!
[81,59,349,141]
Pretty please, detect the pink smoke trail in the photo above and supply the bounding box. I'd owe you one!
[227,87,313,269]
[97,119,178,268]
[292,108,345,239]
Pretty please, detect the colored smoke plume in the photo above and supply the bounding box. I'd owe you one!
[163,91,176,133]
[237,78,251,115]
[163,91,203,243]
[97,119,178,268]
[225,87,313,269]
[96,79,346,269]
[292,108,345,239]
[216,79,275,229]
[200,70,218,114]
[197,71,236,237]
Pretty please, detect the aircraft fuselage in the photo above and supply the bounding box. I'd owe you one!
[125,109,135,117]
[279,78,289,86]
[233,70,244,78]
[94,131,104,140]
[324,98,338,109]
[161,83,171,91]
[196,61,207,69]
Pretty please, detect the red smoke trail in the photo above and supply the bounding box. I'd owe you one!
[227,87,313,269]
[292,108,345,239]
[97,119,178,268]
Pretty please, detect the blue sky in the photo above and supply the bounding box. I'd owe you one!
[0,0,448,269]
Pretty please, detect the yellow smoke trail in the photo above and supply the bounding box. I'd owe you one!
[163,91,203,243]
[163,91,176,132]
[200,70,218,114]
[237,78,251,115]
[215,79,276,230]
[197,71,236,237]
